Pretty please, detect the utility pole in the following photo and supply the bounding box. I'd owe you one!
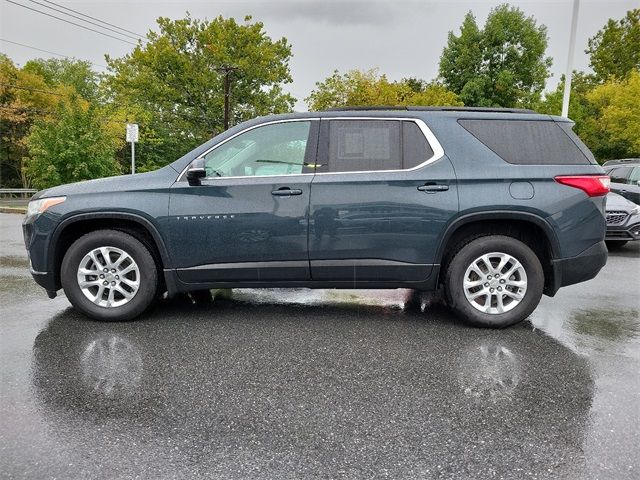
[561,0,580,118]
[216,65,239,131]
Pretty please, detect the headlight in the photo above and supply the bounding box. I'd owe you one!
[25,196,66,221]
[631,205,640,216]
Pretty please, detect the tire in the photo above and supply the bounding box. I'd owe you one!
[605,240,628,250]
[444,235,544,328]
[61,230,159,321]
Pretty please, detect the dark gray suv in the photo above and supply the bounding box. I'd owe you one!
[23,107,610,328]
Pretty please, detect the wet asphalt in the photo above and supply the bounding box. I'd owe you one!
[1,213,639,480]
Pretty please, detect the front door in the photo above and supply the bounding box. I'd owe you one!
[309,118,458,283]
[168,120,319,283]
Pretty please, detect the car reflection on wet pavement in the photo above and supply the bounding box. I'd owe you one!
[1,213,638,479]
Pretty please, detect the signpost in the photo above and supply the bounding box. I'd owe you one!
[126,123,139,174]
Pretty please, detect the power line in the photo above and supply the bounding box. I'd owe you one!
[27,0,142,42]
[1,82,215,125]
[4,0,138,46]
[40,0,145,38]
[0,38,109,69]
[1,82,65,96]
[0,104,130,126]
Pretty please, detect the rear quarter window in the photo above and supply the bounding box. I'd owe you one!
[458,119,595,165]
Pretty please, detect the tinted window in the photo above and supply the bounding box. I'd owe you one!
[328,120,401,172]
[202,121,312,178]
[403,121,434,169]
[609,166,633,183]
[459,119,591,165]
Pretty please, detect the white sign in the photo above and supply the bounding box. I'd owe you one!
[126,123,139,143]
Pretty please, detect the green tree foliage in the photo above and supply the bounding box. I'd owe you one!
[104,15,295,167]
[25,98,121,189]
[586,9,640,81]
[22,58,99,101]
[439,4,552,107]
[586,70,640,157]
[306,69,462,111]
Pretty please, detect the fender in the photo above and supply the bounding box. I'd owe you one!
[49,211,173,275]
[434,210,561,265]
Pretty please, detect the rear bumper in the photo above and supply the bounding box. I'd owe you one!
[547,240,608,296]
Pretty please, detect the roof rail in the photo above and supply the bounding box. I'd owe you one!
[602,158,640,166]
[323,106,536,114]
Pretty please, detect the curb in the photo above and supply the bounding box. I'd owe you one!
[0,207,26,215]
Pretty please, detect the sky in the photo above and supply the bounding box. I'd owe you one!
[0,0,637,111]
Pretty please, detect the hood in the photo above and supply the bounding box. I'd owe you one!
[606,192,638,212]
[32,164,178,200]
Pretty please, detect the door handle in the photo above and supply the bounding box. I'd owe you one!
[271,187,303,196]
[418,184,449,192]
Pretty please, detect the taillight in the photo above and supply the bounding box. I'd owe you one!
[554,175,610,197]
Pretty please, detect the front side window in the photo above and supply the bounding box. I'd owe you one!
[625,166,640,185]
[202,121,312,178]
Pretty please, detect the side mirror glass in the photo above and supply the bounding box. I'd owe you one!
[186,158,206,186]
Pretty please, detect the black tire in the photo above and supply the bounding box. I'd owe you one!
[606,240,628,250]
[444,235,544,328]
[61,230,158,321]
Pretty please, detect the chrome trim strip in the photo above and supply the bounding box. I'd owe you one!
[30,267,48,275]
[176,116,445,182]
[177,260,310,271]
[311,259,432,267]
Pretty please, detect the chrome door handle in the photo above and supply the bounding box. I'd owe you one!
[271,188,303,196]
[418,184,449,192]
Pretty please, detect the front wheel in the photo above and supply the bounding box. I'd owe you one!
[445,235,544,328]
[61,230,158,321]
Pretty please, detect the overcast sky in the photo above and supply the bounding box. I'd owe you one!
[1,0,636,111]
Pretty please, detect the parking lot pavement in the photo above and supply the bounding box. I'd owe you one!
[1,213,638,480]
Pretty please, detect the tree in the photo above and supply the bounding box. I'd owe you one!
[25,97,122,189]
[586,9,640,81]
[104,15,295,167]
[586,70,640,158]
[306,69,462,111]
[439,4,552,107]
[22,58,99,101]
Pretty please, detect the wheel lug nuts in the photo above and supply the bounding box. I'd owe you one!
[99,274,104,279]
[498,287,502,291]
[487,275,492,280]
[103,268,108,272]
[484,282,489,287]
[495,274,499,278]
[111,269,116,273]
[103,281,108,286]
[490,288,494,292]
[115,275,119,279]
[500,279,505,284]
[111,281,116,286]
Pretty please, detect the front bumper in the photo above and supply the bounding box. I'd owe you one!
[548,240,608,296]
[605,222,640,241]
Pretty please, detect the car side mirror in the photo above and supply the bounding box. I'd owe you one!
[186,158,206,186]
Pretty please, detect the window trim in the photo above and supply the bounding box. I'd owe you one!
[176,117,444,181]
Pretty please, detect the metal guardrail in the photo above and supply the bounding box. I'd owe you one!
[0,188,37,199]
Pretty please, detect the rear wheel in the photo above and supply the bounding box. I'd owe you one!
[445,235,544,328]
[61,230,158,321]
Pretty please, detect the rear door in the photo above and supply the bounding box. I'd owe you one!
[308,118,458,283]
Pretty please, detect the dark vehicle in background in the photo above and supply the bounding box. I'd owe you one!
[23,107,609,328]
[603,159,640,205]
[605,192,640,249]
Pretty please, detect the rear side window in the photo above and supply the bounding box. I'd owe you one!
[403,121,434,169]
[458,119,593,165]
[327,120,401,172]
